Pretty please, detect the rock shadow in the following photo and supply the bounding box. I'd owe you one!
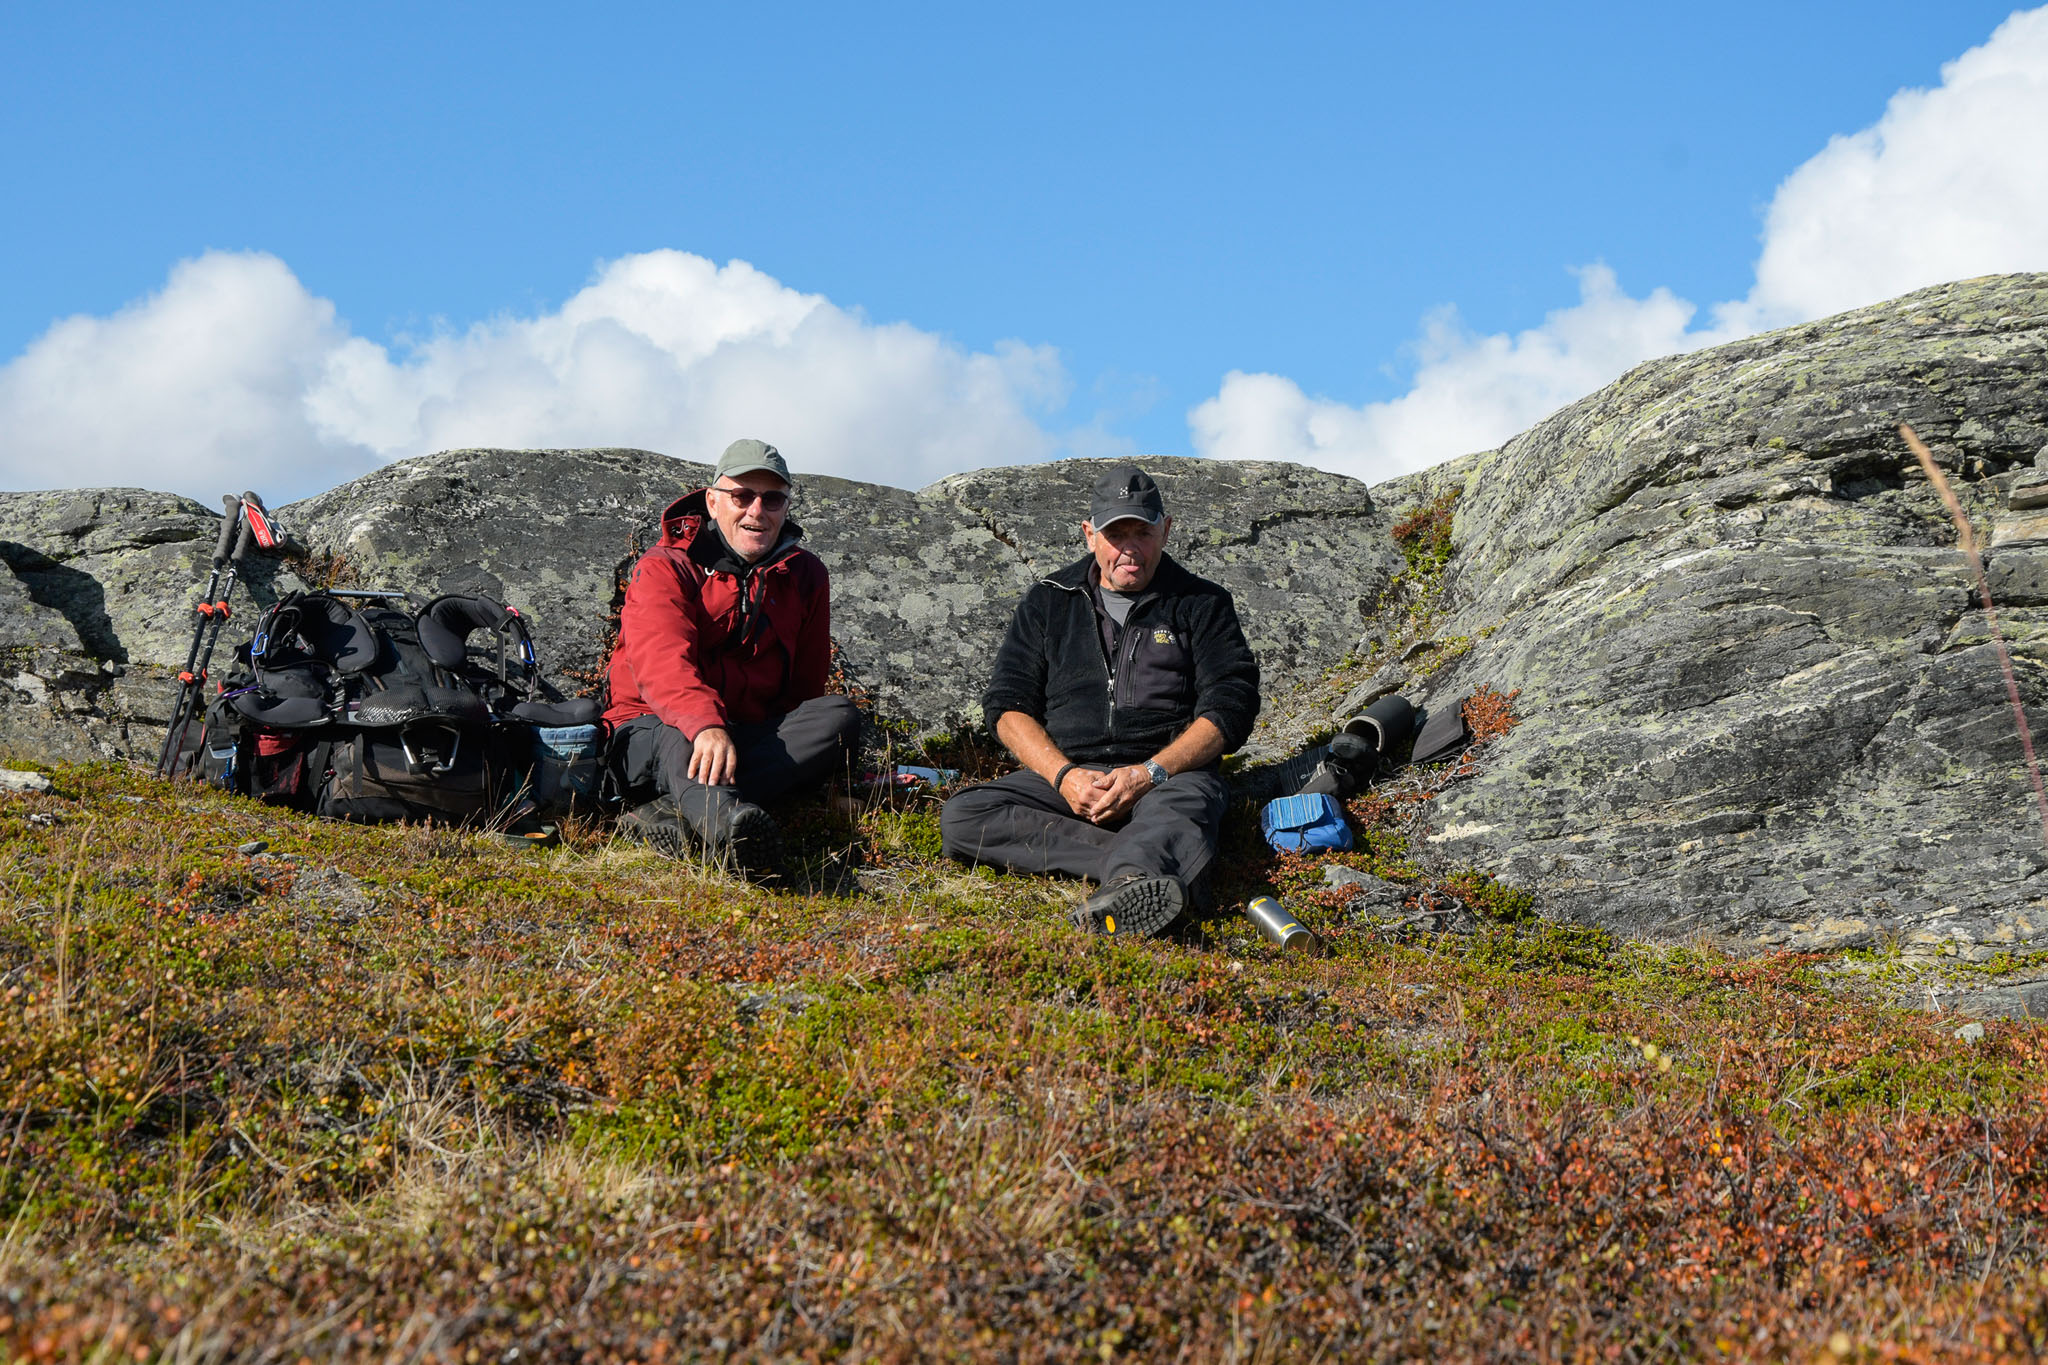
[0,542,123,661]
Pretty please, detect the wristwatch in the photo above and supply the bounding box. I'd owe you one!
[1142,759,1170,787]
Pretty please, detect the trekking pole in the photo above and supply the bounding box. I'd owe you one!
[161,485,288,777]
[156,495,243,777]
[163,507,266,773]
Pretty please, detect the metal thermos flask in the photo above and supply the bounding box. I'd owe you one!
[1246,896,1322,954]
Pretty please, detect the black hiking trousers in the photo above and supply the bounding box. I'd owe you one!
[938,764,1229,891]
[612,695,861,812]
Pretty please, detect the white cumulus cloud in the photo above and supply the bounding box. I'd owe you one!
[1733,5,2048,329]
[1193,5,2048,483]
[0,249,1067,499]
[0,252,367,499]
[1191,267,1714,472]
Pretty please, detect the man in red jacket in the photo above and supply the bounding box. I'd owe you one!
[606,438,861,865]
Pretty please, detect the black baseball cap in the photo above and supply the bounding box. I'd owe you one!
[1089,465,1165,528]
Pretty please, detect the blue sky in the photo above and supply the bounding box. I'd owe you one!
[4,2,2045,496]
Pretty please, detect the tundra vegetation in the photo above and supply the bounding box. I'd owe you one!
[4,702,2048,1363]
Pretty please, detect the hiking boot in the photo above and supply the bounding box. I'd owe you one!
[677,787,781,874]
[721,801,781,874]
[1070,875,1185,939]
[1296,758,1356,800]
[1296,707,1400,799]
[616,796,688,859]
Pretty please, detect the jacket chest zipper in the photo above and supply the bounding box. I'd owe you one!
[1057,579,1138,718]
[1098,628,1117,712]
[1106,609,1148,712]
[1121,619,1146,709]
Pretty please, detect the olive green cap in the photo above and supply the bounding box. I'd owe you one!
[714,438,791,485]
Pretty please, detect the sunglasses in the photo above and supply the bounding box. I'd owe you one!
[712,483,791,512]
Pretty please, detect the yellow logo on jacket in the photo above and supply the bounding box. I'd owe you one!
[1153,629,1174,645]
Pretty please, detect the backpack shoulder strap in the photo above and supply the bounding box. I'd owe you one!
[418,594,539,687]
[254,591,378,675]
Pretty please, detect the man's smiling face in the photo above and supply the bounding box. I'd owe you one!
[707,470,792,562]
[1085,514,1171,592]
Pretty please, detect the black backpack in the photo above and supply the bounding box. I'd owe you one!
[199,589,600,824]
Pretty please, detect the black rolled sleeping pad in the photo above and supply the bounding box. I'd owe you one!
[230,692,330,728]
[417,595,514,670]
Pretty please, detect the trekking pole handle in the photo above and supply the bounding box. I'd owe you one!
[230,511,259,563]
[213,496,243,565]
[238,491,281,551]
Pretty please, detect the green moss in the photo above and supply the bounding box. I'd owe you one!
[1412,636,1473,678]
[1444,870,1537,924]
[1311,829,1423,888]
[1391,489,1459,580]
[866,808,945,863]
[1965,947,2048,977]
[1836,940,2048,989]
[1466,919,1615,972]
[1309,487,1466,700]
[1798,1047,2033,1117]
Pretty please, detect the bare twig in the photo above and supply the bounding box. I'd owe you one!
[1899,423,2048,846]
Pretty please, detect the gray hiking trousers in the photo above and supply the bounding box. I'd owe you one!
[612,694,862,809]
[938,764,1229,890]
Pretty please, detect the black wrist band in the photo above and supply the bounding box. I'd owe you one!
[1051,762,1078,792]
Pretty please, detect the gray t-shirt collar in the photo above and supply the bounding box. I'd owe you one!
[1097,584,1138,626]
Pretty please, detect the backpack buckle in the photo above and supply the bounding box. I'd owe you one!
[398,721,463,776]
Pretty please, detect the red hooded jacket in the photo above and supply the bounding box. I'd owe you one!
[604,490,832,739]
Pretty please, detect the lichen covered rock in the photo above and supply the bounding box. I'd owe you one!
[1406,273,2048,957]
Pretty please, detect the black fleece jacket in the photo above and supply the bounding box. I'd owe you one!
[981,553,1260,766]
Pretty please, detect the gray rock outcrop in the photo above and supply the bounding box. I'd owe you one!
[4,271,2046,967]
[0,488,228,662]
[270,450,1400,734]
[0,489,229,760]
[1404,274,2048,959]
